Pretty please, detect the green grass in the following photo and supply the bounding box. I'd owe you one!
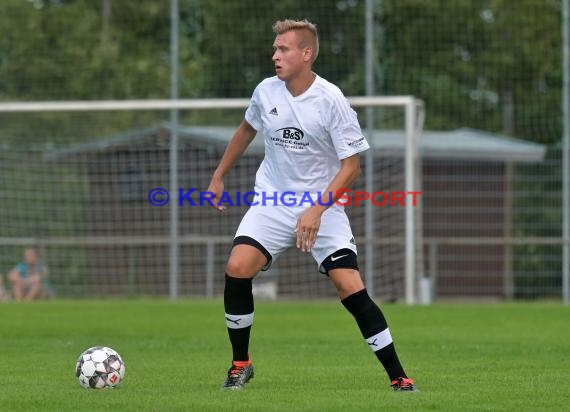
[0,300,568,411]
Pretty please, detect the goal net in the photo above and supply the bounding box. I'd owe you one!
[0,97,424,303]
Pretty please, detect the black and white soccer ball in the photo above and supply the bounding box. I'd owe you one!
[75,346,126,389]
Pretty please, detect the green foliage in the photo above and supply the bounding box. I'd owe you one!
[381,0,561,138]
[0,0,170,100]
[195,0,365,97]
[0,0,563,139]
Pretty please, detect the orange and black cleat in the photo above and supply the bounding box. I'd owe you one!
[221,361,254,390]
[390,377,417,392]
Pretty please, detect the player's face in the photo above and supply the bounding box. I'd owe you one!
[272,31,308,82]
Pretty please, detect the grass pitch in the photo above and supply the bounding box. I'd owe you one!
[0,300,568,411]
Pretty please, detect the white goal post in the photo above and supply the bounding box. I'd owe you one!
[0,96,425,304]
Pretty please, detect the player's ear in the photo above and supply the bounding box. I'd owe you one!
[303,46,313,62]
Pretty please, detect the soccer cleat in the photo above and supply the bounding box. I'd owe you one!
[390,377,417,392]
[221,361,254,390]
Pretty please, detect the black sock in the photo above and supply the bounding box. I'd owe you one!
[341,288,407,380]
[224,274,254,362]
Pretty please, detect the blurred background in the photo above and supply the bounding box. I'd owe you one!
[0,0,568,303]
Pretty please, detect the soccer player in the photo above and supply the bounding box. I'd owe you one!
[207,19,416,392]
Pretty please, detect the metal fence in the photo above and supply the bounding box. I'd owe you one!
[0,0,568,302]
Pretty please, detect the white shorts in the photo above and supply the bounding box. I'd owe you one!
[234,203,358,273]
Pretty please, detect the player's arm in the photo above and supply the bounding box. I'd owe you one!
[207,120,257,211]
[295,154,361,252]
[317,154,362,207]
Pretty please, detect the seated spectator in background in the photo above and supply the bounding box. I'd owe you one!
[8,247,53,301]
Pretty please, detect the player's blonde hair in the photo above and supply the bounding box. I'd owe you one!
[272,19,319,63]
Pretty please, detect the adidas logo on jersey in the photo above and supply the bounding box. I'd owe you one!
[269,107,278,116]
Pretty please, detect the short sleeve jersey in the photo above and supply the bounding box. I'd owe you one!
[244,75,369,196]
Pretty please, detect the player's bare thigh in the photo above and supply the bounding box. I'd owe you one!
[328,268,365,300]
[226,244,268,279]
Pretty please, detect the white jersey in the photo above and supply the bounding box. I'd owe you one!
[244,75,369,197]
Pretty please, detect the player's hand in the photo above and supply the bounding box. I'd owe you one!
[206,176,226,212]
[295,207,323,252]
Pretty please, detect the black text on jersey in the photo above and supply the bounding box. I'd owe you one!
[275,127,305,140]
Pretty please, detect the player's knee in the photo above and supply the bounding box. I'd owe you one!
[331,272,364,298]
[226,254,265,278]
[322,250,363,299]
[227,237,271,277]
[225,258,257,278]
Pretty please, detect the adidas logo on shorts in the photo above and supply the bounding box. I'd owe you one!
[269,107,278,116]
